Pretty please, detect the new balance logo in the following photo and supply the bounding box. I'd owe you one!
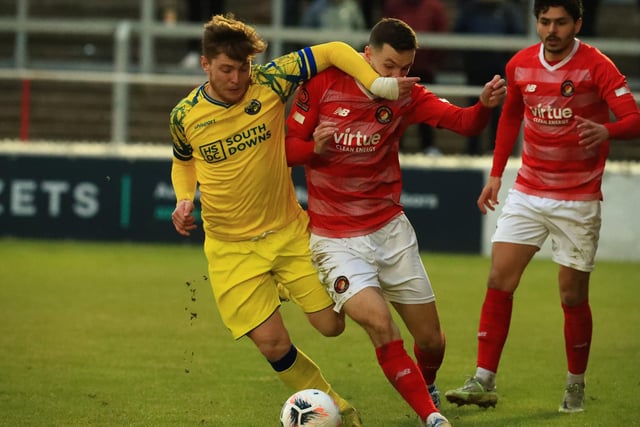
[333,107,350,117]
[525,84,537,93]
[395,368,412,381]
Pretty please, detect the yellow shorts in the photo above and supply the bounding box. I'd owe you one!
[204,211,333,339]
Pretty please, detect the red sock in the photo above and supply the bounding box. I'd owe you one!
[413,332,446,385]
[376,340,437,419]
[477,288,513,373]
[562,299,592,375]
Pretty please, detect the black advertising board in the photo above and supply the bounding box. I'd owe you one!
[0,154,482,253]
[401,167,483,253]
[0,154,203,244]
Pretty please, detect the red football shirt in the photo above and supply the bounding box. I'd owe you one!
[491,40,640,201]
[286,67,491,237]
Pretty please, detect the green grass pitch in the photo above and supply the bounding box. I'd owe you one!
[0,238,638,426]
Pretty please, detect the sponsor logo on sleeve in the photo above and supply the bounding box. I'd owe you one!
[295,88,310,112]
[615,85,631,97]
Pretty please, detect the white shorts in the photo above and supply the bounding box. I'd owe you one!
[492,189,601,272]
[309,213,435,312]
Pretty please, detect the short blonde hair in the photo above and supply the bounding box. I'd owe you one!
[201,13,268,61]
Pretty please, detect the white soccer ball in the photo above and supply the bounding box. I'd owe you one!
[280,388,342,427]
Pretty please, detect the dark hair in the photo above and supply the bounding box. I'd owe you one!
[534,0,583,22]
[369,18,418,52]
[202,13,267,61]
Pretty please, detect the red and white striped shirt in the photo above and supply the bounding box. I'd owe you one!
[491,39,640,201]
[286,67,491,237]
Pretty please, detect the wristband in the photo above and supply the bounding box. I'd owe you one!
[370,77,399,100]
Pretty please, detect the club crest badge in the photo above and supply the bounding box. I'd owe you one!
[245,99,262,115]
[375,106,393,124]
[334,276,350,294]
[561,80,575,97]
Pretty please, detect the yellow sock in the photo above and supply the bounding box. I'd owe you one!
[275,347,351,412]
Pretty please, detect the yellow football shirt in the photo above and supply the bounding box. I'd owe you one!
[170,43,378,241]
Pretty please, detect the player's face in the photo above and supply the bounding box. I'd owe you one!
[364,43,414,78]
[536,6,582,61]
[201,53,252,104]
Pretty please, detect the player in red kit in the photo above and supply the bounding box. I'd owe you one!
[445,0,640,413]
[285,18,506,427]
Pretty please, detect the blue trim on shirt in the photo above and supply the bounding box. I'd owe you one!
[300,47,317,79]
[200,82,232,108]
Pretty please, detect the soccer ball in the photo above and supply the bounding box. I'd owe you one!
[280,389,342,427]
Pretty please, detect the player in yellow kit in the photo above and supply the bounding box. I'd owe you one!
[169,14,416,426]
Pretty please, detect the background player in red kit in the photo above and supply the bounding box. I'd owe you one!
[445,0,640,414]
[285,18,506,427]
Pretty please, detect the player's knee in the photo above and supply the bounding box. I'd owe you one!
[560,289,588,307]
[249,324,293,361]
[257,340,293,362]
[316,320,345,337]
[308,309,345,337]
[414,328,444,353]
[487,272,519,292]
[357,316,397,345]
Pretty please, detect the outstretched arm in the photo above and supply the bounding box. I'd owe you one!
[423,75,506,137]
[308,42,419,99]
[478,74,507,108]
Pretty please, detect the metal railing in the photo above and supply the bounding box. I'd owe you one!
[1,0,639,144]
